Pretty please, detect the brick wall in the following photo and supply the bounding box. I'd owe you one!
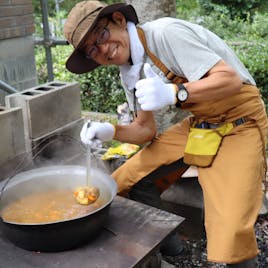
[0,0,35,40]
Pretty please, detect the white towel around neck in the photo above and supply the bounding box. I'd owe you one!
[119,22,145,91]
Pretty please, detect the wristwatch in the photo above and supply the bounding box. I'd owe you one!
[175,84,189,107]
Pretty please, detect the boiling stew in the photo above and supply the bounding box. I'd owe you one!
[1,189,105,224]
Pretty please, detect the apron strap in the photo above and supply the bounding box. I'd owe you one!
[137,27,188,84]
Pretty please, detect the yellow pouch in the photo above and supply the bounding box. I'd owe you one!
[184,123,233,167]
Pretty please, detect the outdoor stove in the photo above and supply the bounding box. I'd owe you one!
[0,194,183,268]
[0,81,184,267]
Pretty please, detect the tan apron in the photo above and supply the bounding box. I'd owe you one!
[112,29,268,263]
[113,84,267,263]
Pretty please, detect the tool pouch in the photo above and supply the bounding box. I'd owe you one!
[183,122,233,167]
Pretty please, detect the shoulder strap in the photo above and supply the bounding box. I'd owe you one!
[137,27,188,84]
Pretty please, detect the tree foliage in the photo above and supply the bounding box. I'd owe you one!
[207,0,267,20]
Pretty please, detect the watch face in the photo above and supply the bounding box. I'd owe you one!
[178,88,188,102]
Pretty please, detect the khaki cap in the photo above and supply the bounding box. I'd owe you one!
[64,1,138,74]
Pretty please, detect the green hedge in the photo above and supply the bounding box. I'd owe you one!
[36,45,125,113]
[78,65,125,113]
[231,42,268,108]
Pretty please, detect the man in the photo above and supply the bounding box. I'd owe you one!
[64,1,268,267]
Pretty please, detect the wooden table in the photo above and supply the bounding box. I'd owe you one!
[0,196,184,268]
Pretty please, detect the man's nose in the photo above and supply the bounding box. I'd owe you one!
[97,42,109,54]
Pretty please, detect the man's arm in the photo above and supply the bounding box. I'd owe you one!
[114,110,157,145]
[184,60,243,103]
[135,60,243,111]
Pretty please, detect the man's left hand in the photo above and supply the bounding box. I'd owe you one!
[135,63,177,111]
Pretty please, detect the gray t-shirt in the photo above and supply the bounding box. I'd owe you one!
[123,17,255,111]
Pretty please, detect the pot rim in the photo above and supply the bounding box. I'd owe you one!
[0,165,117,226]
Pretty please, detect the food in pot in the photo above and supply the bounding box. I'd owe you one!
[73,186,100,205]
[1,189,104,224]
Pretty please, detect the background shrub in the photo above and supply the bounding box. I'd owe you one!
[36,44,124,113]
[79,65,125,113]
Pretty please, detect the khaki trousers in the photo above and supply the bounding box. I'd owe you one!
[112,85,268,263]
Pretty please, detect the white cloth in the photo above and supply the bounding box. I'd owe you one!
[119,22,145,91]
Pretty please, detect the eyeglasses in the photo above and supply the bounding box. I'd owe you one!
[82,23,110,60]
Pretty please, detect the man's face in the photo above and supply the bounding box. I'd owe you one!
[81,14,131,66]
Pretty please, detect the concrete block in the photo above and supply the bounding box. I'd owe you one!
[161,177,204,209]
[5,81,81,141]
[161,166,203,209]
[0,106,26,165]
[0,106,27,181]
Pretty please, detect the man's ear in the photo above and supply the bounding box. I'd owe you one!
[112,11,127,27]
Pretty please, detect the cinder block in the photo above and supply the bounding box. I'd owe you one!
[161,177,204,209]
[161,166,203,208]
[0,106,26,164]
[5,81,81,140]
[0,106,27,181]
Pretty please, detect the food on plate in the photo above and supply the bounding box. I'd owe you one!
[101,143,140,160]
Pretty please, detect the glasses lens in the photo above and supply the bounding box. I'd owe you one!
[85,46,98,59]
[83,22,110,60]
[97,28,110,45]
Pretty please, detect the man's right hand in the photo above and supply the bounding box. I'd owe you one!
[80,121,115,146]
[135,63,177,111]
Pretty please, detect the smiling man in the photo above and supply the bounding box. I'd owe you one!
[64,1,135,72]
[64,1,268,267]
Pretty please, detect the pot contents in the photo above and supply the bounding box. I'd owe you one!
[1,189,104,224]
[74,186,100,205]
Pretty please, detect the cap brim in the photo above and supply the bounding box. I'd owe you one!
[66,4,138,74]
[66,50,100,74]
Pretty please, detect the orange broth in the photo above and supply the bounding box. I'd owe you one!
[1,189,105,224]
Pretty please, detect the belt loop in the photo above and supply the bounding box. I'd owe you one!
[219,114,227,122]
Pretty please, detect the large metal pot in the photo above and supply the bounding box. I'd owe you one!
[0,165,117,252]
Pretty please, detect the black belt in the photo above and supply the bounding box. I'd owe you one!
[194,117,248,129]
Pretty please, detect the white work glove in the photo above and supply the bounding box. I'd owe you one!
[80,121,115,147]
[135,63,177,111]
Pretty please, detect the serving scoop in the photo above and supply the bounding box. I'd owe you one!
[74,122,100,205]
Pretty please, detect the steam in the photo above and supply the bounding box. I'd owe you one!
[0,135,84,201]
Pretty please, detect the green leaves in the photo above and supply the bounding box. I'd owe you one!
[79,65,125,113]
